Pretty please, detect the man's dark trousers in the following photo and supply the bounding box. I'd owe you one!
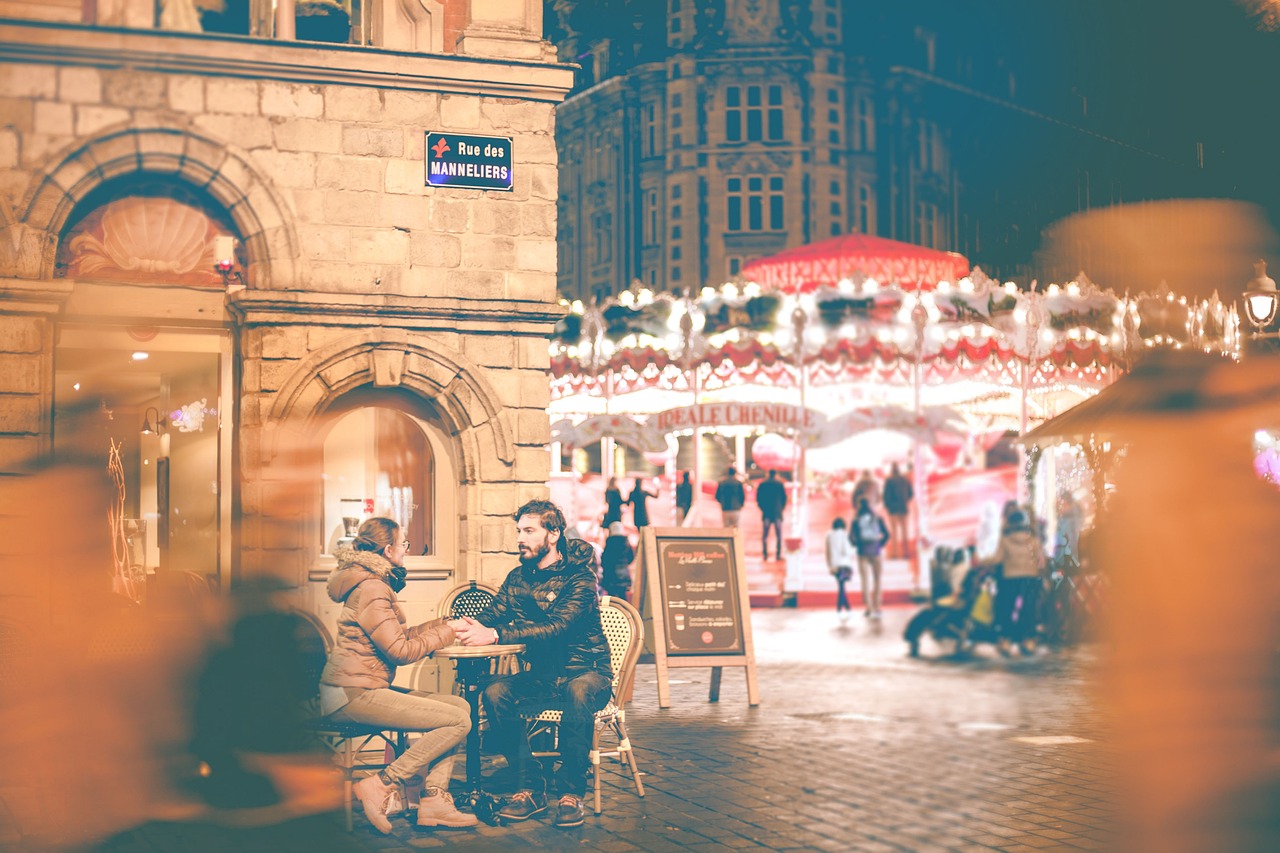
[483,669,612,796]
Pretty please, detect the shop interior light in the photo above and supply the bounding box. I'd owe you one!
[132,351,149,361]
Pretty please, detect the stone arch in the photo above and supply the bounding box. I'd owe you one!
[18,118,301,288]
[262,329,515,484]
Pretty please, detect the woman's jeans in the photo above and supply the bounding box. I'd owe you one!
[327,688,470,790]
[483,669,612,798]
[997,576,1042,644]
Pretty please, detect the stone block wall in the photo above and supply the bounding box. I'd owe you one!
[0,23,573,599]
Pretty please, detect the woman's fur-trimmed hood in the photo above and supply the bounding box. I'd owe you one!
[327,544,395,602]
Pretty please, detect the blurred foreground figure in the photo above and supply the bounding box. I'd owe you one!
[1091,351,1280,852]
[0,439,342,849]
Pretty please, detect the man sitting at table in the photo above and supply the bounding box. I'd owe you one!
[451,499,613,829]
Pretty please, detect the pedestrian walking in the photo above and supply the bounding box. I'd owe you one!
[825,518,856,623]
[755,470,787,561]
[600,521,635,600]
[883,462,913,558]
[628,477,656,528]
[850,498,890,619]
[851,469,881,514]
[602,477,624,527]
[675,471,693,525]
[982,509,1046,656]
[714,466,746,528]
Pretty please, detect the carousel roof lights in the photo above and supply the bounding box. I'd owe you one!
[1004,282,1019,295]
[618,290,635,306]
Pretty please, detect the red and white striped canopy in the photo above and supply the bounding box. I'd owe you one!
[741,233,969,293]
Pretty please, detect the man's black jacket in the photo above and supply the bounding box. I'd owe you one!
[475,538,613,680]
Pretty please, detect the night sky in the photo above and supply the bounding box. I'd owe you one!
[870,0,1280,284]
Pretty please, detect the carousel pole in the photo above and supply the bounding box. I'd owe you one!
[1018,291,1042,506]
[910,297,928,595]
[680,305,698,525]
[784,305,808,596]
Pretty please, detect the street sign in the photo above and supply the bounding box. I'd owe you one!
[424,132,514,192]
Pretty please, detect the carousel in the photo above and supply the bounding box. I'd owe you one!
[548,234,1242,598]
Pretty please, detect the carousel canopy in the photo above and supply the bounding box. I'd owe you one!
[741,233,970,293]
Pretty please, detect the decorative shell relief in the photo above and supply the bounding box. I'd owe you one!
[63,196,231,287]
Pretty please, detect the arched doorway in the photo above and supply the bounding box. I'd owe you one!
[53,176,240,598]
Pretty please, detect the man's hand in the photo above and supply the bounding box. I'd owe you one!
[453,616,500,646]
[446,618,469,633]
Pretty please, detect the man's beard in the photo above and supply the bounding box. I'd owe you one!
[519,540,552,567]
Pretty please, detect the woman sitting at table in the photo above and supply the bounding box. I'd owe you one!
[319,517,478,833]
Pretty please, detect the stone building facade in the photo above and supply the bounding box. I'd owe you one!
[550,0,962,303]
[0,4,573,636]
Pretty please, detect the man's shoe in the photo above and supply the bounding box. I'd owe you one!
[352,775,394,834]
[552,794,586,828]
[495,789,546,822]
[416,788,478,829]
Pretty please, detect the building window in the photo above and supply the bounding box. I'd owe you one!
[767,85,784,140]
[916,201,938,248]
[827,56,839,73]
[672,266,682,281]
[672,133,682,147]
[672,112,683,129]
[671,16,681,33]
[672,184,682,199]
[725,86,742,142]
[853,94,874,151]
[726,84,785,143]
[671,93,682,108]
[828,88,839,104]
[830,201,842,217]
[857,183,871,233]
[644,103,657,156]
[830,180,840,195]
[920,121,937,172]
[592,212,612,263]
[828,128,840,144]
[828,108,839,124]
[672,204,682,220]
[727,255,742,277]
[644,190,658,246]
[727,175,784,232]
[672,245,682,260]
[672,225,682,240]
[560,224,575,275]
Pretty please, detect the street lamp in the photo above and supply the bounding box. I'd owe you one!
[1242,260,1278,333]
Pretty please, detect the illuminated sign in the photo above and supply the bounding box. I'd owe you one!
[424,132,514,191]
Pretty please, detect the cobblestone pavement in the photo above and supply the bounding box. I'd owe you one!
[105,606,1114,852]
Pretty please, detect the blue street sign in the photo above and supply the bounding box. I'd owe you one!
[424,132,514,192]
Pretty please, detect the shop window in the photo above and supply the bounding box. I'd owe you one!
[321,399,455,567]
[54,325,232,593]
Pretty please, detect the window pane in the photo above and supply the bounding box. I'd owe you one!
[749,177,763,191]
[747,86,761,107]
[748,196,762,230]
[726,112,741,141]
[769,176,782,190]
[726,86,740,107]
[728,196,741,230]
[768,85,782,105]
[770,195,783,229]
[728,177,741,191]
[768,109,783,140]
[747,111,761,140]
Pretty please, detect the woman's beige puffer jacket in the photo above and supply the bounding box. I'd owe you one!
[319,545,454,690]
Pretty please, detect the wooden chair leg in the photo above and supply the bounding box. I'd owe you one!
[591,729,602,815]
[342,737,355,832]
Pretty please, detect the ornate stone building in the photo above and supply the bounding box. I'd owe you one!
[0,3,572,629]
[551,0,962,303]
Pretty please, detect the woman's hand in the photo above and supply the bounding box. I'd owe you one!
[453,616,500,646]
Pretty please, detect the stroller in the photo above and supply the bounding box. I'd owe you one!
[904,544,1000,657]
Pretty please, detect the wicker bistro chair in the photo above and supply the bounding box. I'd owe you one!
[296,609,422,832]
[437,580,519,679]
[524,595,646,815]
